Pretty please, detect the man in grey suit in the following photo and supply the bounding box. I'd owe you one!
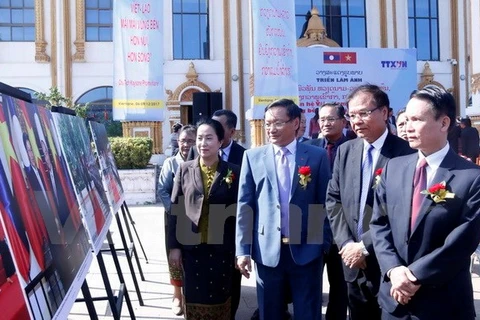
[326,84,414,320]
[371,87,480,320]
[306,103,349,320]
[236,99,331,320]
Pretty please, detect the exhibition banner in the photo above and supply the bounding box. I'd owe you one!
[89,122,125,216]
[0,94,93,320]
[113,0,164,121]
[52,113,112,254]
[297,47,417,136]
[250,0,299,119]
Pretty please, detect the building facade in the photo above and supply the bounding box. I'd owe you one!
[1,0,478,156]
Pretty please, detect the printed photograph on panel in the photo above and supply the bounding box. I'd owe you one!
[89,121,125,214]
[0,160,31,319]
[52,112,111,253]
[0,93,93,320]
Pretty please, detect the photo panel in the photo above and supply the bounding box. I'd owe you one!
[0,93,93,319]
[89,121,125,215]
[51,113,112,254]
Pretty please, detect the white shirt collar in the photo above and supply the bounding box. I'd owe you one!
[221,139,234,158]
[363,128,389,151]
[418,142,450,170]
[272,139,297,156]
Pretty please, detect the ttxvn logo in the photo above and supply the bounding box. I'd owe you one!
[381,61,408,69]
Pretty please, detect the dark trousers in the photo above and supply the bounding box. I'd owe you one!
[256,245,323,320]
[323,244,348,320]
[230,268,242,319]
[347,272,381,320]
[381,309,421,320]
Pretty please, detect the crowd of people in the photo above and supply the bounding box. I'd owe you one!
[158,84,480,320]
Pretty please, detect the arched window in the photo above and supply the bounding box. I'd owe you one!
[0,0,35,41]
[172,0,210,59]
[85,0,113,41]
[76,86,122,136]
[295,0,367,47]
[408,0,439,61]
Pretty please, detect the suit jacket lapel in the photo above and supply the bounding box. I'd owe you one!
[292,143,309,198]
[189,159,204,195]
[351,139,363,218]
[209,160,227,195]
[401,154,417,239]
[264,145,280,199]
[411,150,455,234]
[375,134,395,171]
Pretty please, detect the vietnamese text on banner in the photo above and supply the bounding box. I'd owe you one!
[113,0,164,121]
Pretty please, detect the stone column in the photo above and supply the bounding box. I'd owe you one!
[469,1,480,128]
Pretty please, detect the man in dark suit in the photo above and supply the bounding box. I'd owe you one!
[212,110,246,166]
[370,87,480,320]
[459,117,479,162]
[297,111,309,143]
[188,110,246,165]
[236,99,330,320]
[326,84,414,320]
[305,103,349,320]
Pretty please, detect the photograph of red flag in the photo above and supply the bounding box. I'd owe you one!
[323,52,357,64]
[0,93,93,320]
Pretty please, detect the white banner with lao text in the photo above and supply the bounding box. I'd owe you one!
[250,0,298,119]
[298,48,417,135]
[113,0,164,121]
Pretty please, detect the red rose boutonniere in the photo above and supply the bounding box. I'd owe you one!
[298,166,312,189]
[372,168,383,189]
[421,181,455,203]
[223,169,235,189]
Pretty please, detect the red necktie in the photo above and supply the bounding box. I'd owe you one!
[326,143,334,170]
[410,159,428,231]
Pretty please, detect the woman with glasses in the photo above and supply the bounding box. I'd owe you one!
[169,119,240,320]
[158,125,197,316]
[170,122,183,156]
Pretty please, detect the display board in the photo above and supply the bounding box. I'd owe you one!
[113,0,165,121]
[51,113,112,254]
[297,47,417,136]
[89,122,125,215]
[0,94,93,320]
[250,0,299,119]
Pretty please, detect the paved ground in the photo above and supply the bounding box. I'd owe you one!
[68,204,480,319]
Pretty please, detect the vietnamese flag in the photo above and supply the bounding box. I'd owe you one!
[323,52,357,64]
[0,104,30,282]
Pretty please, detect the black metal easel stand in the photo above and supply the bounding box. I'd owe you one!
[75,231,136,319]
[121,201,149,263]
[107,205,145,305]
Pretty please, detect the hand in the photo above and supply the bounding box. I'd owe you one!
[339,242,365,268]
[169,249,182,269]
[236,256,252,279]
[389,266,421,305]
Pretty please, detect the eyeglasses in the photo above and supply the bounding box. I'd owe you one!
[179,139,196,145]
[345,106,382,121]
[264,119,293,129]
[319,117,341,124]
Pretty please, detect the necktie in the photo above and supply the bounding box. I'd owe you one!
[410,159,428,231]
[358,144,374,239]
[219,149,226,161]
[277,147,291,237]
[326,143,334,170]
